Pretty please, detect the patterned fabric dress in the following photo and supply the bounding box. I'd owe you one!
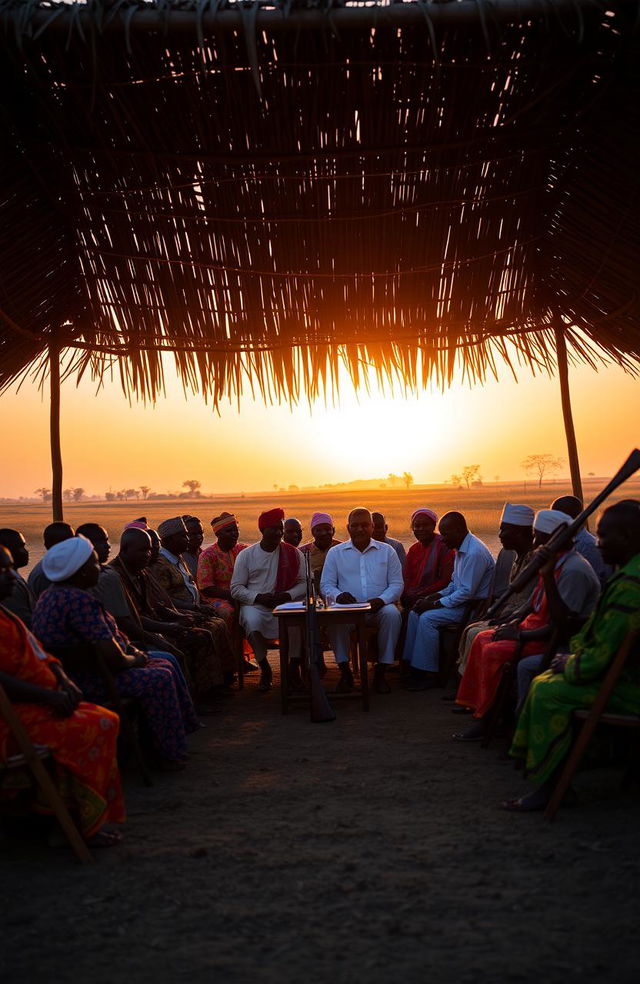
[0,606,125,838]
[32,586,199,762]
[510,555,640,784]
[197,541,247,625]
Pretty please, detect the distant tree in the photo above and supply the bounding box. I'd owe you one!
[182,479,201,497]
[451,473,462,488]
[273,484,278,492]
[494,475,500,483]
[63,488,74,502]
[139,485,151,500]
[125,488,138,501]
[387,472,401,488]
[588,471,595,477]
[288,484,299,492]
[461,464,481,489]
[402,471,414,490]
[521,454,564,488]
[105,492,116,502]
[72,487,85,502]
[34,487,51,502]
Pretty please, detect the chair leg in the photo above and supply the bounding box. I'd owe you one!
[30,757,93,864]
[481,669,512,749]
[544,718,594,820]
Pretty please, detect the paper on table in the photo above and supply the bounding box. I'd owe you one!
[327,602,371,611]
[273,601,306,613]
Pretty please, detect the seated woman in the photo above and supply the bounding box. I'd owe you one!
[32,536,199,771]
[0,545,125,847]
[402,509,454,611]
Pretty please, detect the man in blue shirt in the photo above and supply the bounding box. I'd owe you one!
[321,508,403,694]
[551,495,611,587]
[403,511,495,691]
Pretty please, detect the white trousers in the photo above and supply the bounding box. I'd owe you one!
[240,605,301,662]
[328,605,402,665]
[403,606,464,672]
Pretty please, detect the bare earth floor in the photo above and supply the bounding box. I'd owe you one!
[2,662,639,984]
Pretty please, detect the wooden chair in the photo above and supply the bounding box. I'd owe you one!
[51,645,153,787]
[545,629,640,820]
[0,683,93,864]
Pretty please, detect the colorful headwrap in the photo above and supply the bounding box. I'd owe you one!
[310,512,333,530]
[411,508,438,526]
[258,507,285,531]
[125,520,149,531]
[212,513,237,534]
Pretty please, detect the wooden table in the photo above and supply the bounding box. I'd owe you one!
[275,605,371,715]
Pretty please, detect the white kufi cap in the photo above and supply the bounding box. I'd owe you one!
[533,509,573,535]
[42,535,94,583]
[500,504,535,527]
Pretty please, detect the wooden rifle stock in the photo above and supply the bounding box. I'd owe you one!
[304,552,336,723]
[487,448,640,619]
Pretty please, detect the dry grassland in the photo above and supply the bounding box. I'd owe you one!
[3,478,639,569]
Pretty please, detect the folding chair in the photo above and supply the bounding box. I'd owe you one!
[545,629,640,820]
[0,683,93,864]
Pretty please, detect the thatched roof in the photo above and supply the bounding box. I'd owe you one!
[1,0,639,406]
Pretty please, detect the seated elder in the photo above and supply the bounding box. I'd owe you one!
[27,522,75,600]
[457,504,535,677]
[402,509,454,612]
[372,512,407,572]
[551,495,612,588]
[230,508,305,692]
[0,545,125,846]
[32,536,199,770]
[300,512,341,593]
[0,529,36,628]
[111,527,226,701]
[182,515,204,579]
[150,517,236,684]
[454,509,601,740]
[197,513,247,625]
[505,500,640,811]
[320,508,403,695]
[403,512,495,691]
[283,518,303,548]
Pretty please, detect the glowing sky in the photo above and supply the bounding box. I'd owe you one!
[0,357,637,498]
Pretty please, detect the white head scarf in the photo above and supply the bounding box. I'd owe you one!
[500,503,535,527]
[42,535,94,582]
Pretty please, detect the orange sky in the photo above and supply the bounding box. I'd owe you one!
[0,357,638,498]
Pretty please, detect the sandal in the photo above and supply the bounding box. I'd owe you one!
[88,829,124,848]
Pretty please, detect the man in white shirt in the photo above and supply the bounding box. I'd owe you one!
[320,508,403,694]
[372,512,407,572]
[403,511,495,690]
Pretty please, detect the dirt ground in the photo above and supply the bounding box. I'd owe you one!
[2,659,639,984]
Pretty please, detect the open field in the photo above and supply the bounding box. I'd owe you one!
[3,478,640,570]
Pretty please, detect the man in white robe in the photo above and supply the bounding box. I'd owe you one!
[231,508,305,691]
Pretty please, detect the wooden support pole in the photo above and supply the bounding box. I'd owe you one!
[49,341,64,522]
[554,321,583,503]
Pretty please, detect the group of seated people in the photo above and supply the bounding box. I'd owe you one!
[0,492,638,848]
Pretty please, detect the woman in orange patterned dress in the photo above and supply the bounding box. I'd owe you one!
[0,546,125,845]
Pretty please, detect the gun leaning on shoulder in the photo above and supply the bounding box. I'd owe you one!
[487,448,640,620]
[304,551,336,723]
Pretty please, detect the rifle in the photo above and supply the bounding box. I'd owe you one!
[304,551,336,723]
[487,448,640,620]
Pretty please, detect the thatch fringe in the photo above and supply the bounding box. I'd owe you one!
[0,0,639,408]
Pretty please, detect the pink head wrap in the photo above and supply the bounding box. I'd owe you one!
[310,512,333,530]
[125,520,149,531]
[411,508,438,526]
